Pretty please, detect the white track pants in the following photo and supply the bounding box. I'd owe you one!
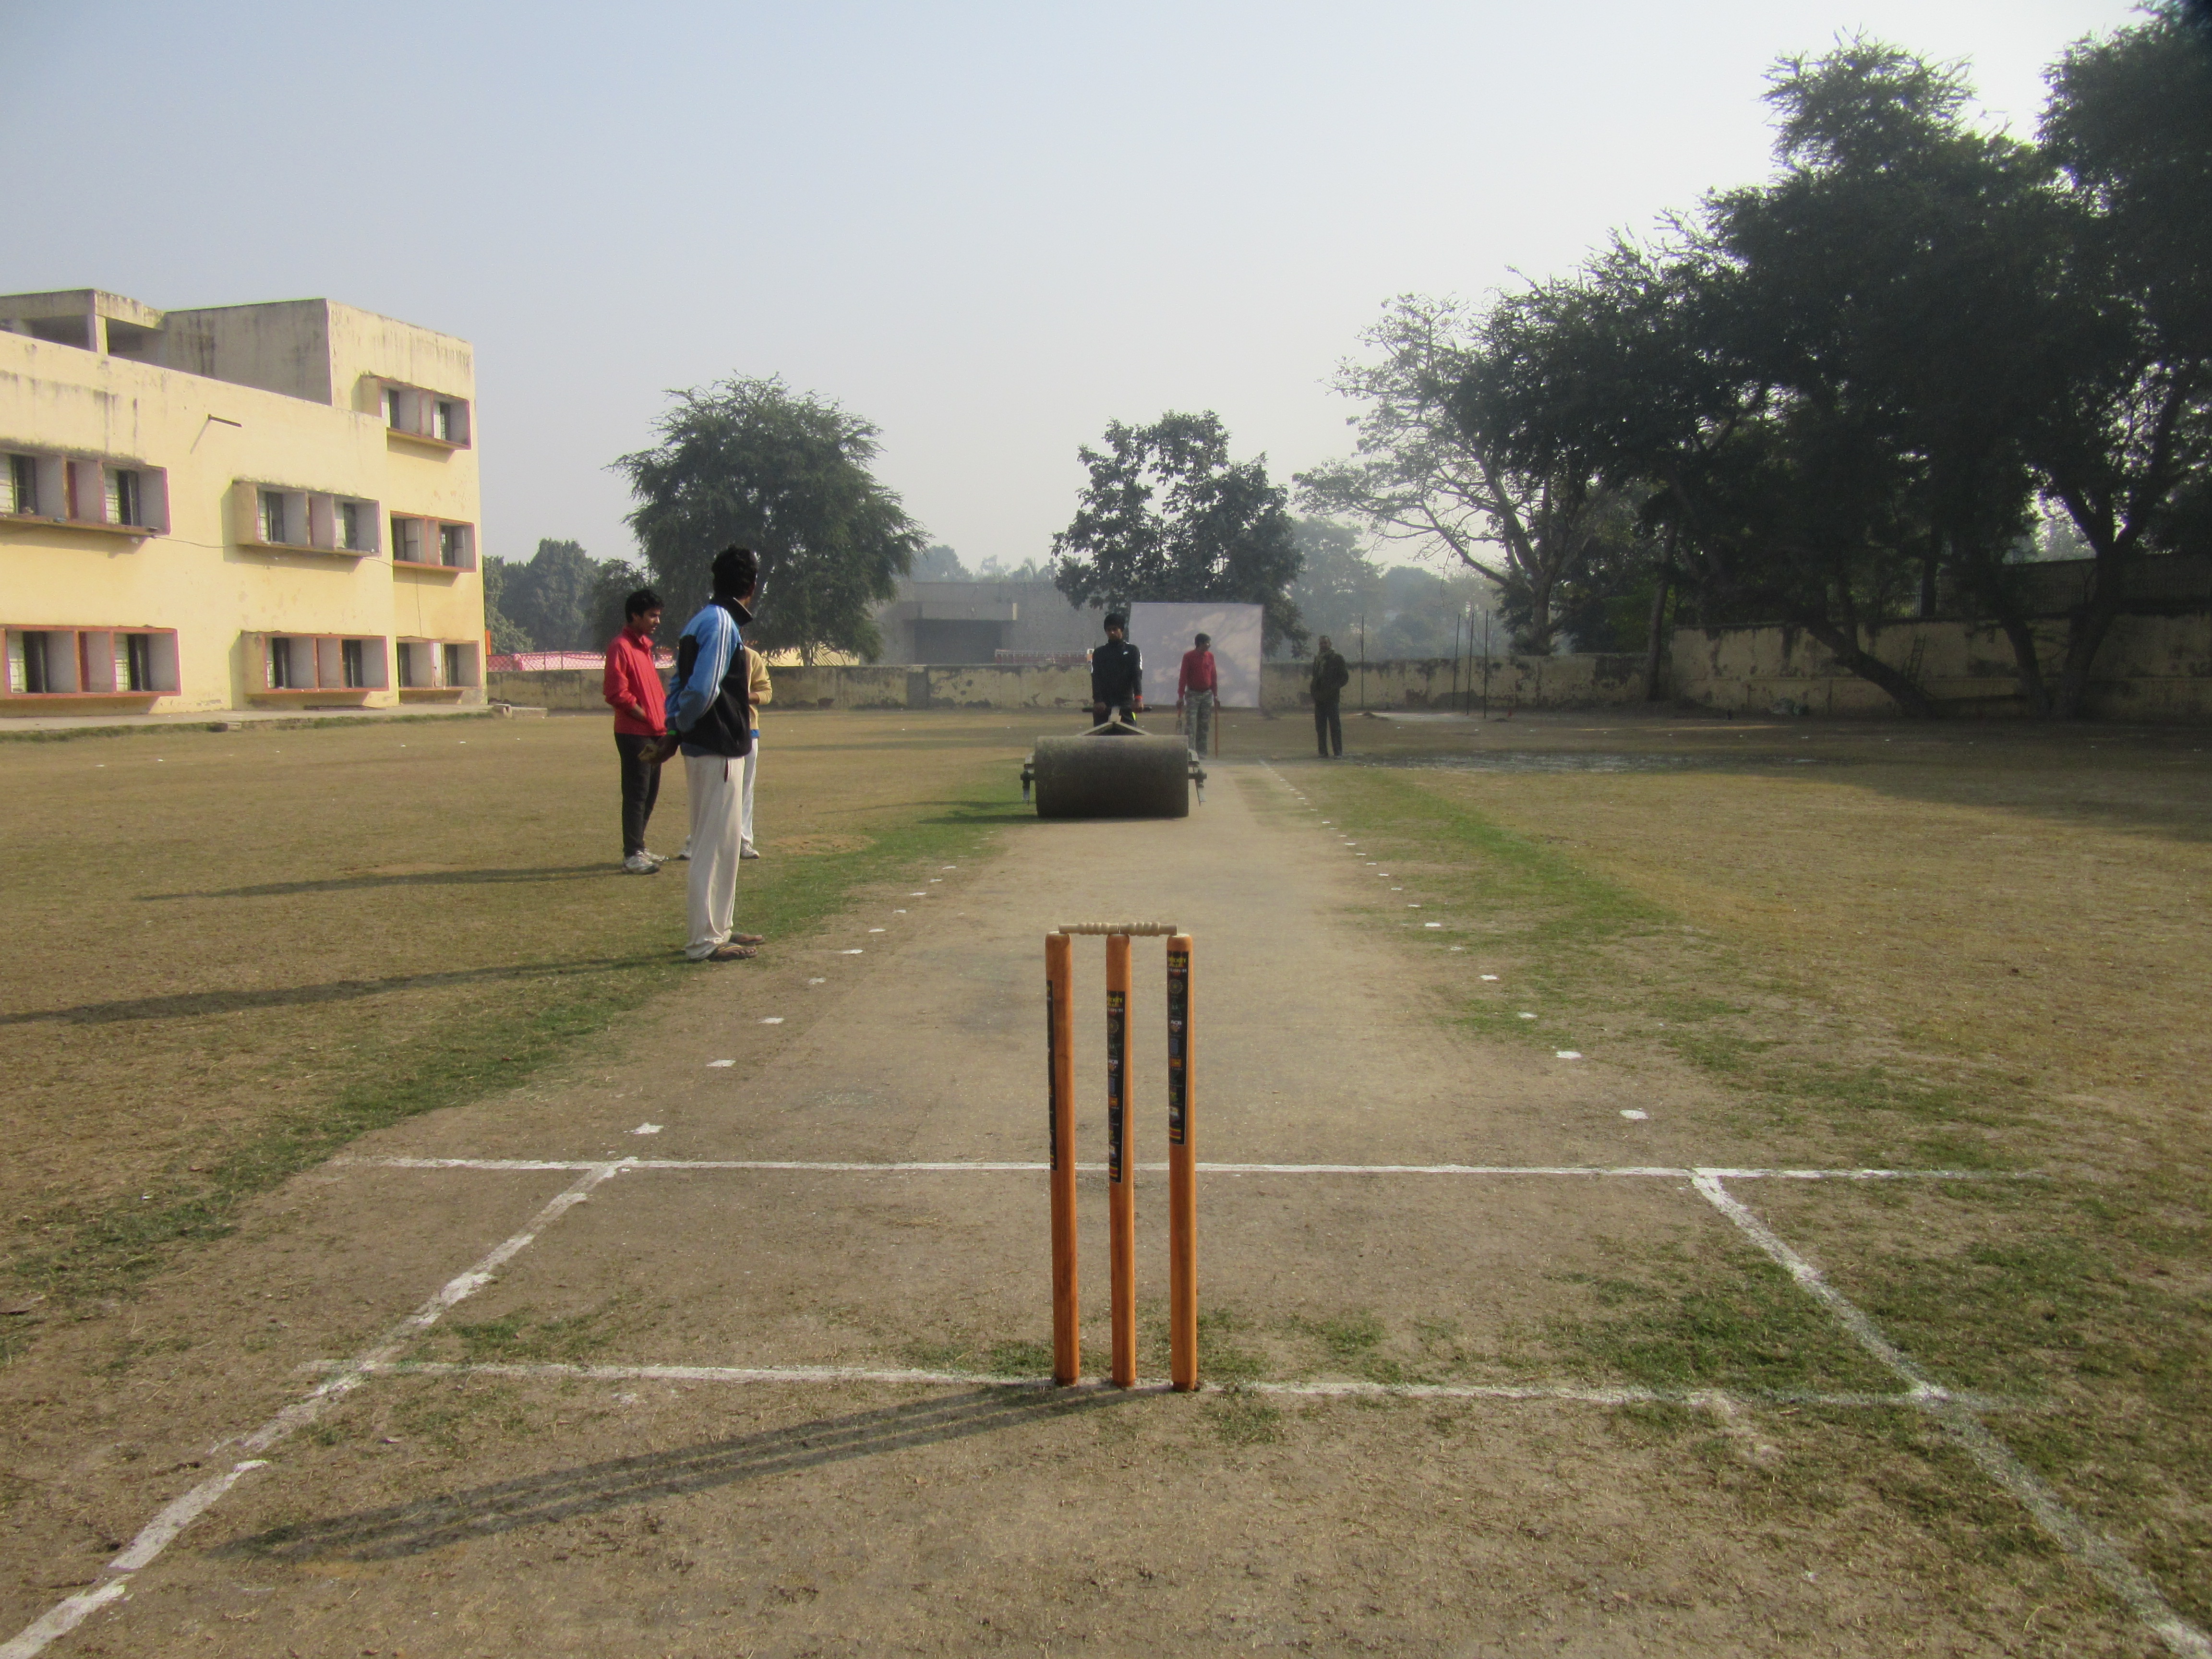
[684,751,743,959]
[740,734,759,854]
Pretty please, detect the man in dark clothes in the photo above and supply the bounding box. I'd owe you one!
[1311,634,1350,757]
[1091,613,1143,725]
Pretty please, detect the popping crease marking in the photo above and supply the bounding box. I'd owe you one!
[337,1156,2018,1180]
[1693,1173,2211,1659]
[288,1358,2024,1414]
[0,1160,631,1659]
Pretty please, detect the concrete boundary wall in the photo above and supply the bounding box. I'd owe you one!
[1670,615,2212,721]
[488,655,1656,716]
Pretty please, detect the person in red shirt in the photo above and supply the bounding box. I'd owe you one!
[602,588,670,873]
[1176,632,1218,755]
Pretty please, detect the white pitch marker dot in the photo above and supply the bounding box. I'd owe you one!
[708,1058,736,1068]
[759,1017,784,1025]
[1518,1012,1538,1021]
[910,891,928,897]
[1555,1051,1583,1060]
[941,866,957,870]
[808,977,827,985]
[1480,974,1500,981]
[1424,922,1443,928]
[869,927,886,933]
[631,1123,663,1135]
[1407,903,1422,909]
[1391,886,1403,891]
[1620,1109,1648,1120]
[893,909,907,914]
[840,949,865,955]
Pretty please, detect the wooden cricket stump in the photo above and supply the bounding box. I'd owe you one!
[1046,924,1198,1391]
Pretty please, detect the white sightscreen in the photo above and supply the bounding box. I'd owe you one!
[1127,602,1262,710]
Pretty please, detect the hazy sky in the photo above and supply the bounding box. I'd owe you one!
[6,0,2140,574]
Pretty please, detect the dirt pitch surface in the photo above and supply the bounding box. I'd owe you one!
[2,710,2208,1657]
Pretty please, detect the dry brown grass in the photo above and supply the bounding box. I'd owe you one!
[0,710,1027,1308]
[1224,707,2212,1624]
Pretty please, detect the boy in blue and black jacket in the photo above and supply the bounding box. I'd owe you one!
[670,545,764,961]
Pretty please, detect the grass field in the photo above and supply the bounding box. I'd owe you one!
[2,704,2207,1652]
[1237,709,2212,1628]
[0,712,1026,1329]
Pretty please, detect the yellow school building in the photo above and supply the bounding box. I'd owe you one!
[1,289,486,715]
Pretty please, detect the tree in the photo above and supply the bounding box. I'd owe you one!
[1051,411,1307,650]
[614,376,924,664]
[913,543,970,579]
[497,538,601,651]
[1298,295,1640,653]
[1285,518,1384,656]
[1719,41,2076,710]
[479,558,536,653]
[2031,4,2212,715]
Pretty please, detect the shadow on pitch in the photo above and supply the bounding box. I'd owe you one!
[0,958,649,1027]
[141,864,616,901]
[216,1385,1134,1562]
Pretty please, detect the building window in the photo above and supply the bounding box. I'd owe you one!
[8,454,38,516]
[4,626,179,696]
[0,448,165,531]
[107,469,140,528]
[382,382,470,447]
[239,484,377,554]
[388,517,473,571]
[260,634,386,693]
[10,630,53,693]
[396,639,479,693]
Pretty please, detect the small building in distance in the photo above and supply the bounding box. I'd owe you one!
[874,577,1097,664]
[1,289,486,715]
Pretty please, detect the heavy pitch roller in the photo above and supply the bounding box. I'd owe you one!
[1021,714,1206,818]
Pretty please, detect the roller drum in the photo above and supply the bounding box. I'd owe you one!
[1032,734,1190,819]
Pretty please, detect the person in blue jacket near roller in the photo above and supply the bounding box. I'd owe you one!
[668,545,765,962]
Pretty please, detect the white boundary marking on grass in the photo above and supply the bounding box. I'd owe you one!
[1694,1174,2212,1659]
[339,1156,2008,1181]
[0,1161,627,1659]
[291,1358,2020,1414]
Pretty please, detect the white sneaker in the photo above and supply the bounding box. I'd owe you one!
[642,849,669,866]
[674,844,691,861]
[622,852,659,874]
[740,844,761,860]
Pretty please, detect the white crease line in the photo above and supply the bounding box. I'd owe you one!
[291,1358,2019,1412]
[1694,1174,2211,1659]
[0,1161,627,1659]
[337,1156,2010,1180]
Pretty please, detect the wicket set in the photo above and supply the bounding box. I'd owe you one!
[1046,924,1197,1391]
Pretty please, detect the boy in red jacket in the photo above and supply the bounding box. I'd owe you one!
[602,589,669,873]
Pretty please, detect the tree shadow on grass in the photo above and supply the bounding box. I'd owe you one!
[217,1384,1135,1562]
[0,959,652,1027]
[142,865,617,901]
